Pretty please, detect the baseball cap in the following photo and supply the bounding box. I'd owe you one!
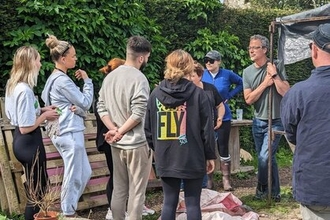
[204,50,221,60]
[313,23,330,53]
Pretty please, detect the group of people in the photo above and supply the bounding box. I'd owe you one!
[4,23,330,220]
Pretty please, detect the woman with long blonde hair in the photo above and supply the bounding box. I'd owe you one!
[5,46,59,220]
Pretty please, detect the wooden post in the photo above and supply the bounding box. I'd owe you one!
[267,20,276,204]
[0,125,21,214]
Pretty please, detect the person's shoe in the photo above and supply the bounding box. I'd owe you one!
[105,208,113,220]
[272,194,281,202]
[142,205,155,216]
[254,188,267,200]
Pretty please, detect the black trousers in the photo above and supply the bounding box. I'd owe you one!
[13,127,48,220]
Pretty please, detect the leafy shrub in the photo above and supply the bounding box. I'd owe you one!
[0,0,168,98]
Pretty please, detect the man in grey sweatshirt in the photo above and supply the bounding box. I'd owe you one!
[97,36,152,220]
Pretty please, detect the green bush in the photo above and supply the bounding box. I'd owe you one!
[0,0,313,146]
[0,0,168,98]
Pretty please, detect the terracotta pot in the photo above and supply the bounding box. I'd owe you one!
[34,211,59,220]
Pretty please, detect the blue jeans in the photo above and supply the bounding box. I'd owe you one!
[252,118,283,196]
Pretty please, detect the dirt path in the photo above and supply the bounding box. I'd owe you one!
[78,166,302,219]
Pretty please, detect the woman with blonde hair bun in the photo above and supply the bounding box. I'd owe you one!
[41,34,94,217]
[145,49,216,220]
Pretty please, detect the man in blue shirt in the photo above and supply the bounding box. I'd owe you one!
[281,23,330,219]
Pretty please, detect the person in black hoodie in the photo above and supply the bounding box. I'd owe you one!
[145,49,216,220]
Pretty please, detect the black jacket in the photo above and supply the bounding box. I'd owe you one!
[94,101,110,151]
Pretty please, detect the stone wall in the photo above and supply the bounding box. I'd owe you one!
[224,0,251,9]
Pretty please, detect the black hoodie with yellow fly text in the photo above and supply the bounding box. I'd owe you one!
[145,78,216,179]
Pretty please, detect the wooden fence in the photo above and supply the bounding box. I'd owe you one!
[0,105,160,215]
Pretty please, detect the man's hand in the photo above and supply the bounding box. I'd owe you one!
[104,129,123,144]
[267,62,278,78]
[262,73,274,87]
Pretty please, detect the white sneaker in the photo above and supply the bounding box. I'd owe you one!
[105,208,113,220]
[142,205,155,216]
[106,209,128,220]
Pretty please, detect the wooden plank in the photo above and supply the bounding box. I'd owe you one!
[0,97,8,122]
[229,120,253,173]
[0,112,160,216]
[77,194,108,211]
[84,178,107,194]
[147,179,162,188]
[231,119,253,127]
[0,128,20,214]
[229,126,240,172]
[3,130,15,164]
[0,169,9,212]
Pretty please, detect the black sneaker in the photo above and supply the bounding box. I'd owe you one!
[254,189,267,200]
[272,194,281,202]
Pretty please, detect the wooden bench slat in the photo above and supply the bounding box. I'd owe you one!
[0,113,160,215]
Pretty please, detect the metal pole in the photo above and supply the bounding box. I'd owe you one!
[267,20,276,205]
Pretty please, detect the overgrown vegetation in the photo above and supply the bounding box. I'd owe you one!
[0,0,314,218]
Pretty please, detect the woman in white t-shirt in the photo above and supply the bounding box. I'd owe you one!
[5,46,59,220]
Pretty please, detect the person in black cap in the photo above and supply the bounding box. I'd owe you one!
[281,23,330,219]
[202,50,243,191]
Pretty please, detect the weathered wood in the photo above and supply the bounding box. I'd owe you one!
[0,113,159,215]
[0,97,8,122]
[0,170,9,212]
[0,125,20,214]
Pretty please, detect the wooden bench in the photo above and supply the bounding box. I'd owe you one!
[0,113,160,215]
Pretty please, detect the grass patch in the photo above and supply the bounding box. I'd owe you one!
[240,186,298,217]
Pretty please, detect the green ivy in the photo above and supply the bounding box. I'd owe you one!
[0,0,168,98]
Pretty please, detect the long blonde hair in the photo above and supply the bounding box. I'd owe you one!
[45,34,71,62]
[6,46,40,96]
[164,49,194,83]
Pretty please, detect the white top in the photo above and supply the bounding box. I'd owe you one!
[5,82,40,127]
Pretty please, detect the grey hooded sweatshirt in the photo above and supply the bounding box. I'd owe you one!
[41,71,93,135]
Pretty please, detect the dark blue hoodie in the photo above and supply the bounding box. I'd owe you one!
[144,78,216,179]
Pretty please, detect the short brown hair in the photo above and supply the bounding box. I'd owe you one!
[194,61,204,77]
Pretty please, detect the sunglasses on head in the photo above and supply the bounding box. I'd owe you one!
[204,57,215,64]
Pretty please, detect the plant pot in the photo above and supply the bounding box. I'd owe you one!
[34,211,59,220]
